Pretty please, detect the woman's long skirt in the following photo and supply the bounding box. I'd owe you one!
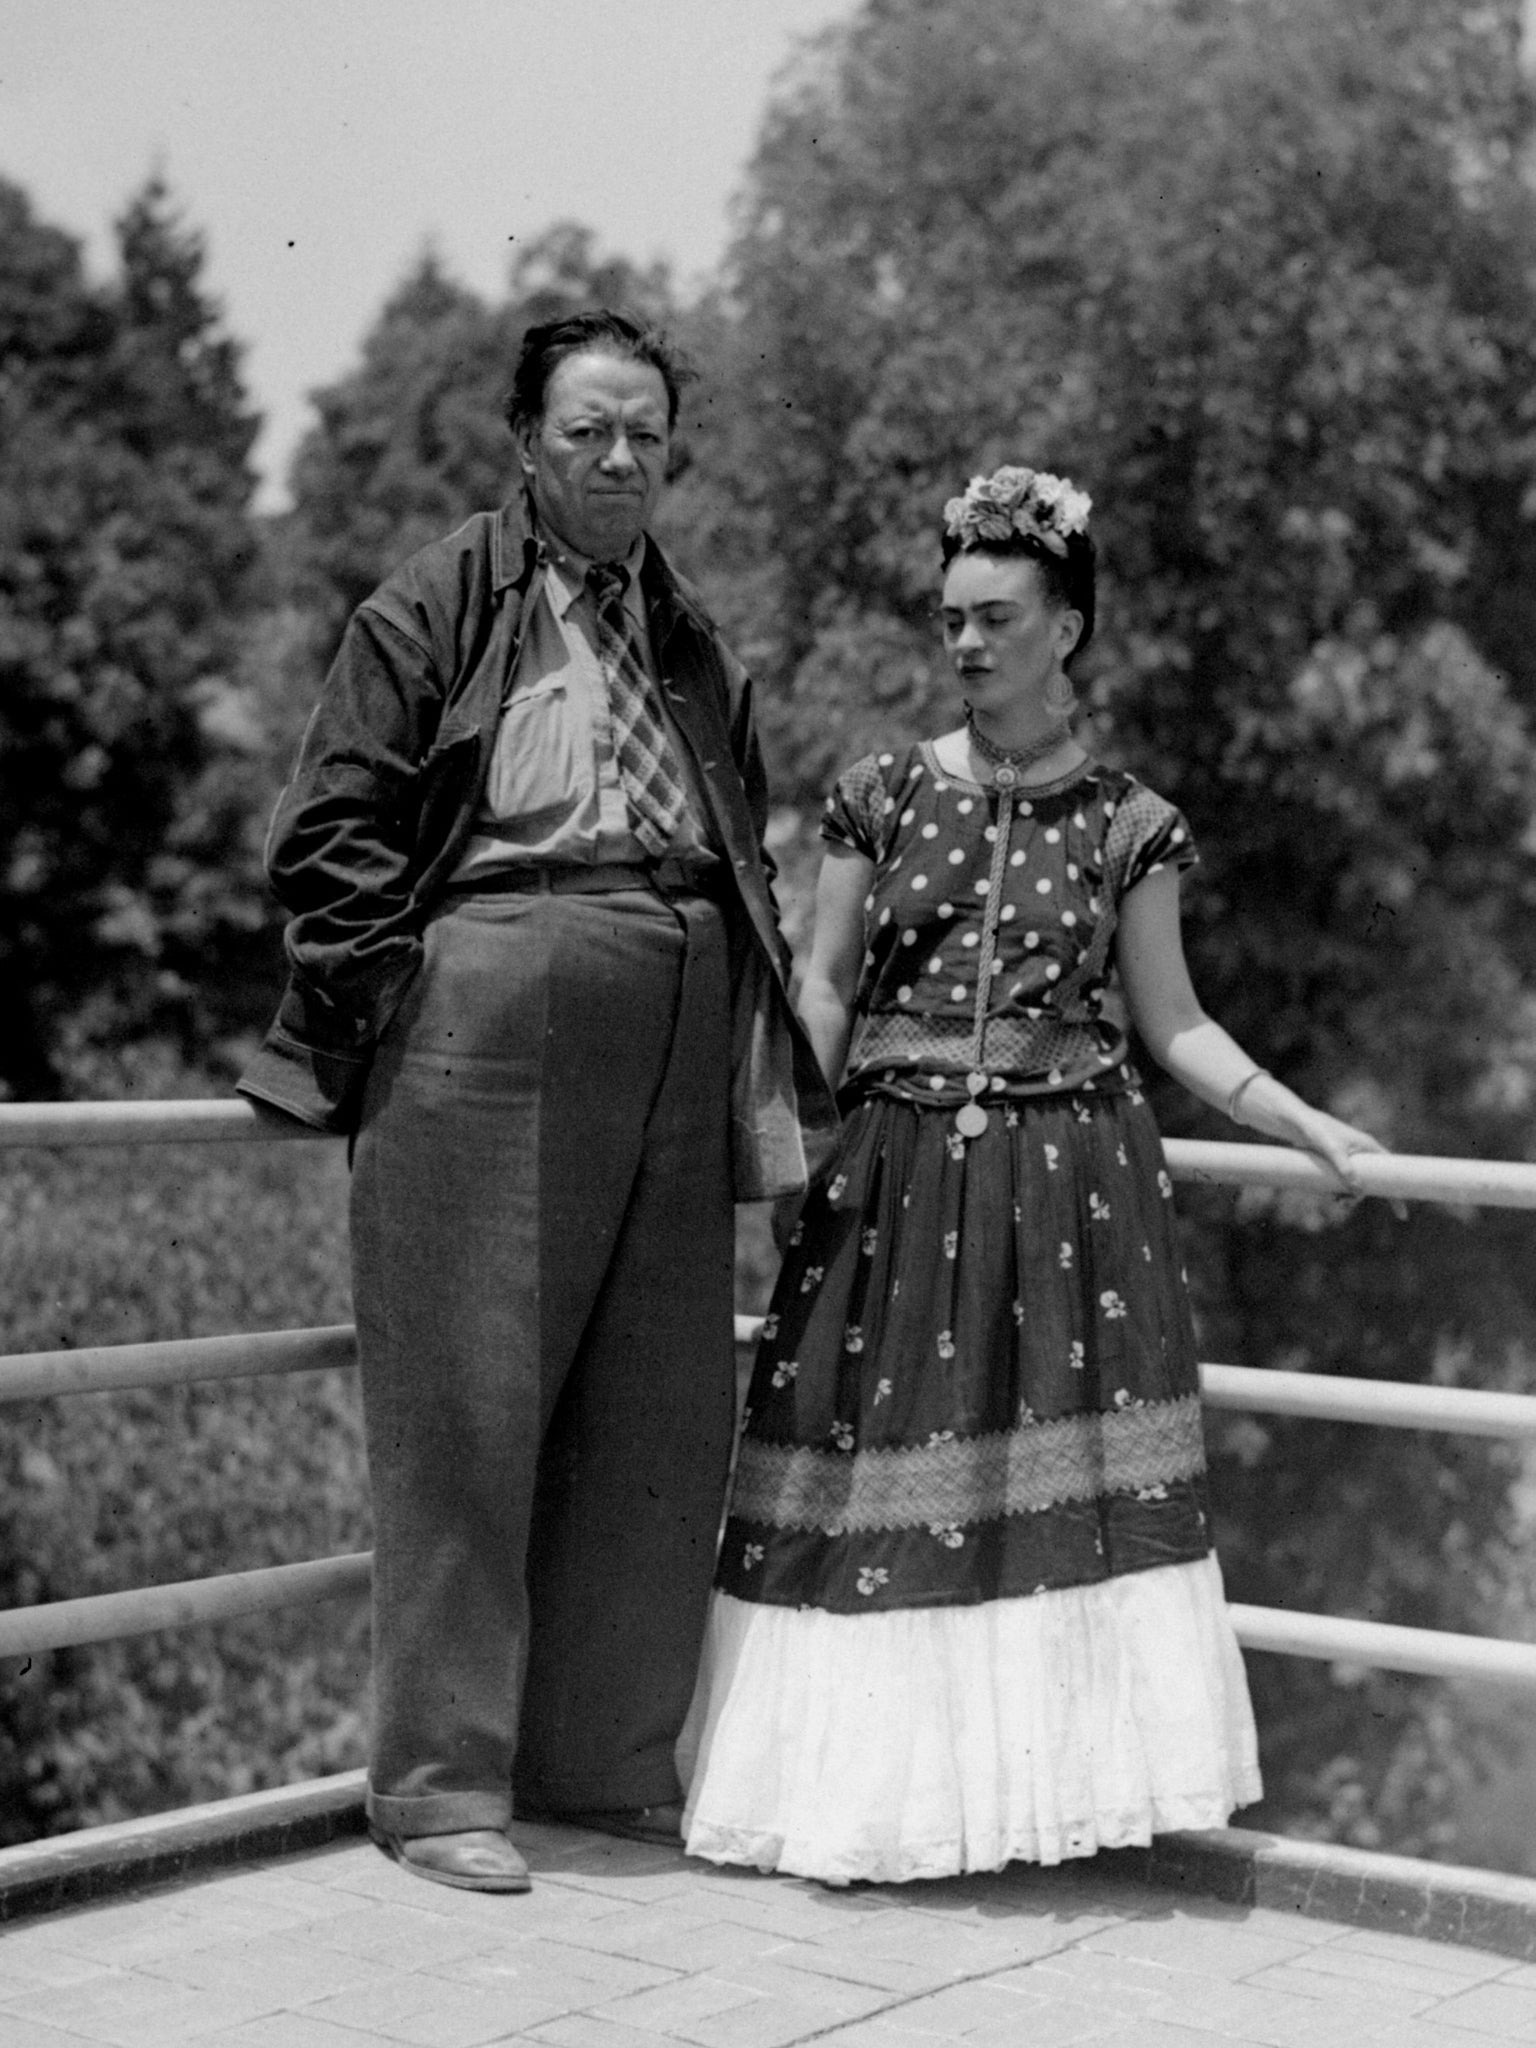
[681,1087,1261,1883]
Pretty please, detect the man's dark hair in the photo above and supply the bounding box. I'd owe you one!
[940,527,1098,663]
[504,310,695,433]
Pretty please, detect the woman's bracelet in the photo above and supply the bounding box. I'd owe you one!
[1226,1069,1270,1125]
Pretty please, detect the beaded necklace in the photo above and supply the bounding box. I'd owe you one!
[952,718,1087,1141]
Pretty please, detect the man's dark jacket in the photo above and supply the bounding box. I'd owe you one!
[238,503,838,1198]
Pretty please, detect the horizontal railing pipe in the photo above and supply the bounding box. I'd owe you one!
[1200,1363,1536,1438]
[0,1554,372,1659]
[0,1100,325,1148]
[0,1326,356,1405]
[1165,1140,1536,1210]
[1,1101,1534,1213]
[1231,1604,1536,1688]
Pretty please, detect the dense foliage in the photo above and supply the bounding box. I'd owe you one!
[2,0,1535,1863]
[0,178,276,1098]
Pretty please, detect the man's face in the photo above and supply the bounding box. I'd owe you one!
[517,348,672,562]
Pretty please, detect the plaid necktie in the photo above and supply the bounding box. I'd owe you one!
[585,563,689,858]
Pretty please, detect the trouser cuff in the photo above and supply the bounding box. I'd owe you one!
[366,1785,512,1839]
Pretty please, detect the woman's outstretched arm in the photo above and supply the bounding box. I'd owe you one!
[1116,868,1386,1190]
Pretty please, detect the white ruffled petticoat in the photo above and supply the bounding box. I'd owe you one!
[678,1553,1261,1885]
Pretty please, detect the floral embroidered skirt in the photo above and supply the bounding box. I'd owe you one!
[680,1086,1262,1881]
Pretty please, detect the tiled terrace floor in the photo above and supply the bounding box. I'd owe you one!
[3,1820,1536,2048]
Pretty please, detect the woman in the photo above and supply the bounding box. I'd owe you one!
[680,463,1385,1884]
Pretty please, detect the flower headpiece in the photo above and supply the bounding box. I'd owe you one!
[942,464,1092,559]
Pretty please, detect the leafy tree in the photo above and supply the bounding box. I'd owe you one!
[0,176,265,1095]
[700,0,1536,1856]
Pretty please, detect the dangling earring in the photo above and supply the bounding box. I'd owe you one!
[1045,669,1077,718]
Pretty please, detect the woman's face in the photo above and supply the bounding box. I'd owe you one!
[938,551,1080,719]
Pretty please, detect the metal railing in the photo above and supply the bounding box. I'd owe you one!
[3,1099,1535,1691]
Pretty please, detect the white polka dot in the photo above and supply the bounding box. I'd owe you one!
[863,950,875,967]
[1018,800,1033,815]
[1000,905,1016,921]
[948,848,965,865]
[1171,827,1186,843]
[1036,878,1052,894]
[1045,828,1061,843]
[984,825,997,843]
[1067,863,1079,880]
[961,932,979,948]
[1045,963,1062,981]
[865,895,875,910]
[1009,985,1024,999]
[890,856,902,871]
[900,929,917,946]
[900,808,915,825]
[1062,911,1078,927]
[1025,932,1041,949]
[921,823,938,839]
[1073,812,1087,829]
[1010,850,1025,867]
[911,875,928,891]
[883,797,896,813]
[974,878,989,894]
[1089,895,1101,914]
[933,780,950,793]
[990,1075,1005,1091]
[950,984,967,1002]
[957,798,974,815]
[897,986,913,1003]
[878,753,894,766]
[927,957,944,974]
[877,908,891,925]
[990,959,1004,975]
[937,902,955,918]
[928,1074,946,1092]
[1105,800,1117,817]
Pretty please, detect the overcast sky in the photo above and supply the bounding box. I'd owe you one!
[0,0,858,507]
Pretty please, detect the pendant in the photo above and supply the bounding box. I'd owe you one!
[991,764,1018,790]
[955,1102,989,1139]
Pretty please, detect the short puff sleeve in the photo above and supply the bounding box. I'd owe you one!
[1102,780,1198,906]
[819,753,891,861]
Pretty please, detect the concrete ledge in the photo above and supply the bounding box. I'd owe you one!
[7,1782,1536,1961]
[0,1769,366,1922]
[1091,1825,1536,1961]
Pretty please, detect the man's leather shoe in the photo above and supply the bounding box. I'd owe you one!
[370,1824,531,1893]
[577,1800,685,1845]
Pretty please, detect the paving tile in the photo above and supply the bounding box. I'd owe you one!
[551,1909,786,1975]
[1421,1978,1536,2037]
[0,1951,122,1995]
[884,1979,1047,2038]
[1242,1959,1445,2018]
[439,1938,676,2003]
[2,1972,276,2047]
[585,1972,762,2035]
[203,2014,397,2048]
[528,2019,708,2048]
[1330,1926,1516,1983]
[709,1955,893,2025]
[134,1933,380,2004]
[1263,1937,1503,2000]
[674,1995,874,2048]
[0,2017,106,2048]
[307,1972,571,2045]
[797,2024,964,2048]
[1082,1913,1313,1978]
[1022,1947,1199,2009]
[300,1903,507,1971]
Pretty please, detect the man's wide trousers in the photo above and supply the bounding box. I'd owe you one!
[351,884,736,1839]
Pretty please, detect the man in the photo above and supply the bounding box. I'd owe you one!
[241,311,836,1893]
